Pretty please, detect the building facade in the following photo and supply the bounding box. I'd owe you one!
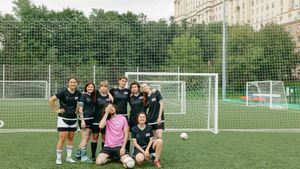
[174,0,300,49]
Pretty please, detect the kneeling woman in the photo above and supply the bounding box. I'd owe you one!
[131,112,163,168]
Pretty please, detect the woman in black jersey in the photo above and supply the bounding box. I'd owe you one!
[142,83,165,140]
[131,112,163,168]
[75,81,96,163]
[110,76,130,117]
[129,81,146,131]
[49,77,81,165]
[90,80,112,161]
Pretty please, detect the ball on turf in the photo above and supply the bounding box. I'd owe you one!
[180,132,188,140]
[122,156,135,168]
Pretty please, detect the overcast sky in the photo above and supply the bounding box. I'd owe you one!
[0,0,174,21]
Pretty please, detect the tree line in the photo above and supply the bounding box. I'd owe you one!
[0,0,299,91]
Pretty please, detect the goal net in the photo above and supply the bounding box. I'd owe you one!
[246,81,288,109]
[0,80,48,99]
[137,80,186,115]
[125,72,219,134]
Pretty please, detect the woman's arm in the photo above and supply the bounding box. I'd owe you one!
[99,105,110,129]
[132,139,145,154]
[49,95,64,113]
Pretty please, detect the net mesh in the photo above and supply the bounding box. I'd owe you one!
[126,72,218,133]
[1,11,300,132]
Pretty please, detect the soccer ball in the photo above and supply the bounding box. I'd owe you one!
[180,132,188,140]
[122,156,135,168]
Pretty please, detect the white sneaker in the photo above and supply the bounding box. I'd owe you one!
[66,157,76,163]
[81,156,93,163]
[56,158,62,165]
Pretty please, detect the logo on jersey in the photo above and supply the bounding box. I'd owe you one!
[151,98,156,102]
[75,97,79,100]
[146,133,151,137]
[139,96,144,99]
[124,91,128,95]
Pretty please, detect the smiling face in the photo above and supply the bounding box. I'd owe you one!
[86,84,95,94]
[137,112,147,125]
[68,78,78,91]
[118,78,127,88]
[141,83,150,93]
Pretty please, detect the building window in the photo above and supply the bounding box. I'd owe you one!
[298,24,300,31]
[297,36,300,43]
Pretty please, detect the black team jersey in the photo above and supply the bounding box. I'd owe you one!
[129,93,146,121]
[110,87,130,116]
[94,90,111,123]
[147,90,165,124]
[131,125,154,148]
[55,88,81,119]
[78,92,95,119]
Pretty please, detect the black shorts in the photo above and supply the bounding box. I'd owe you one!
[149,122,165,130]
[91,123,100,133]
[100,146,127,160]
[129,117,137,131]
[78,119,93,129]
[133,143,155,157]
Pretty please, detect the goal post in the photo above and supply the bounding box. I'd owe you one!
[125,72,219,134]
[136,80,186,115]
[0,80,49,99]
[246,81,288,109]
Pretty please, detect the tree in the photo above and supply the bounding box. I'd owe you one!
[256,24,297,80]
[167,32,204,72]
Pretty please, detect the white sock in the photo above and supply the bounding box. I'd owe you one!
[67,146,73,158]
[56,149,63,159]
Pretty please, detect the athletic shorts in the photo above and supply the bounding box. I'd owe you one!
[57,116,77,132]
[148,121,165,130]
[100,146,127,160]
[129,117,137,132]
[78,119,93,129]
[133,143,155,157]
[91,122,100,133]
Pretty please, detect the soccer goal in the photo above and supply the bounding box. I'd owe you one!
[246,81,288,109]
[0,80,49,99]
[137,80,186,115]
[125,72,219,134]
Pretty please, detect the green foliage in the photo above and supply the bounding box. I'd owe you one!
[0,0,299,92]
[167,32,204,72]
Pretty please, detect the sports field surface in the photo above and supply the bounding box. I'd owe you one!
[1,99,300,168]
[1,131,300,169]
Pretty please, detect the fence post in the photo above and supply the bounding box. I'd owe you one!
[2,65,4,99]
[48,65,51,98]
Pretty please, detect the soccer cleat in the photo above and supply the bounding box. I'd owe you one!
[75,149,81,159]
[81,156,94,163]
[56,158,62,165]
[149,153,156,162]
[91,157,96,162]
[154,160,161,168]
[66,157,76,163]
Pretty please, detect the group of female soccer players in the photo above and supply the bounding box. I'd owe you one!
[49,76,164,168]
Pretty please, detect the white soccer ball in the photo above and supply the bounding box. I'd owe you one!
[122,156,135,168]
[180,132,188,140]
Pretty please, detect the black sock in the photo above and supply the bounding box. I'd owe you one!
[126,140,130,152]
[91,142,97,158]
